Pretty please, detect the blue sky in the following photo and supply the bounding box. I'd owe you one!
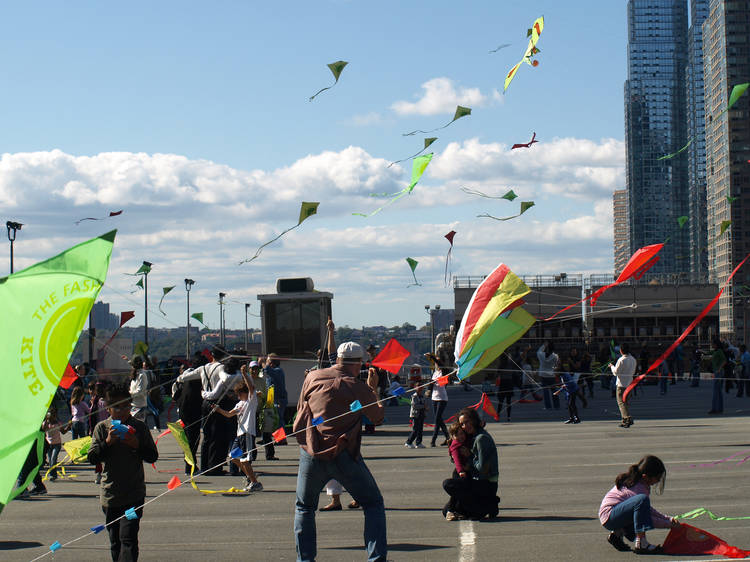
[1,1,629,330]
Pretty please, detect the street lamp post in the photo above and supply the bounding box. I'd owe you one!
[185,279,195,358]
[244,304,250,352]
[142,261,152,349]
[6,221,22,274]
[219,293,226,348]
[425,304,441,353]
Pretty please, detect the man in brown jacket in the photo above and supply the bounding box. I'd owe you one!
[292,341,386,562]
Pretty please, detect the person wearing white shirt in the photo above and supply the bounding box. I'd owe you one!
[611,343,637,428]
[537,342,560,410]
[128,356,149,422]
[177,349,240,474]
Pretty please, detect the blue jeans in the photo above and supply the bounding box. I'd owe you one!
[46,443,61,478]
[659,372,668,395]
[603,494,654,541]
[294,448,387,562]
[712,373,723,412]
[71,421,87,440]
[431,401,449,445]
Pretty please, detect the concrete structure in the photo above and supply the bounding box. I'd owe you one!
[624,0,689,277]
[613,188,630,276]
[704,0,750,342]
[454,274,719,351]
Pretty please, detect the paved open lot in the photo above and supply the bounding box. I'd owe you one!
[3,380,750,561]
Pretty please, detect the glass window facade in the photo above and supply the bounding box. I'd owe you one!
[625,0,689,279]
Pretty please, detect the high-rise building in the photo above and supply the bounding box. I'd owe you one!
[624,0,689,279]
[703,0,750,341]
[686,0,710,282]
[91,300,119,332]
[613,189,630,275]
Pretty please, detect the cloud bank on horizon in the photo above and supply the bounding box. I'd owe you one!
[1,137,623,329]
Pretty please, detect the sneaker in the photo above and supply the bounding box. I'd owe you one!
[445,511,458,521]
[13,489,31,500]
[404,442,416,449]
[245,481,263,493]
[415,443,425,448]
[573,418,581,424]
[607,532,631,552]
[564,419,575,424]
[29,486,47,496]
[633,542,662,554]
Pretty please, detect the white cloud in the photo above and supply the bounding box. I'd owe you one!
[348,112,384,126]
[1,141,618,328]
[391,77,501,116]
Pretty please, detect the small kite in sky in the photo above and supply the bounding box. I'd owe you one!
[444,230,456,286]
[720,220,732,236]
[388,137,437,168]
[461,187,518,201]
[727,195,738,204]
[544,243,664,321]
[718,82,749,117]
[488,43,512,54]
[677,216,689,228]
[454,262,535,381]
[159,286,175,315]
[354,153,433,217]
[240,202,319,264]
[511,132,538,150]
[406,257,420,287]
[504,16,544,92]
[478,201,535,221]
[309,61,348,101]
[191,312,205,326]
[74,210,123,225]
[657,138,692,161]
[402,106,471,136]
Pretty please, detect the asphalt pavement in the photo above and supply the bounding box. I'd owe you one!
[3,379,750,561]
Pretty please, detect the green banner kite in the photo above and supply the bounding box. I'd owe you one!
[403,106,471,136]
[309,60,348,101]
[159,286,175,316]
[677,216,688,228]
[0,231,115,507]
[461,187,518,201]
[657,137,693,161]
[479,201,535,221]
[388,137,437,168]
[240,201,320,264]
[720,220,732,236]
[406,257,421,287]
[191,312,205,325]
[354,153,433,217]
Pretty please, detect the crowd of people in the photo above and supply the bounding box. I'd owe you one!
[12,330,750,561]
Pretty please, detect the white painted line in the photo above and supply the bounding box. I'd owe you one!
[459,519,476,562]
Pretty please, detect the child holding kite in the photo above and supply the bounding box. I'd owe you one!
[599,455,680,554]
[554,372,581,424]
[41,406,70,481]
[88,383,159,561]
[211,379,263,492]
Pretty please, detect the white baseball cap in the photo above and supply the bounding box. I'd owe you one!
[337,342,363,359]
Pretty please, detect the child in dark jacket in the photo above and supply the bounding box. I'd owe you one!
[404,386,426,448]
[88,384,158,561]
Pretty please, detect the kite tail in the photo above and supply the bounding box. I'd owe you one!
[623,251,750,402]
[309,84,334,102]
[444,247,452,286]
[353,190,409,218]
[74,218,98,225]
[388,148,427,168]
[239,224,298,264]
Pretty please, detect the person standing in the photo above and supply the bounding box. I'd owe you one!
[537,341,560,410]
[739,344,750,398]
[88,384,159,561]
[264,353,288,431]
[427,354,450,447]
[173,354,205,475]
[293,341,386,562]
[128,356,149,423]
[176,347,240,475]
[709,338,726,414]
[404,386,426,448]
[611,343,637,428]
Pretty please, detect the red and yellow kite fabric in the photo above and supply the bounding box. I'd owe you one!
[455,263,535,380]
[544,243,663,321]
